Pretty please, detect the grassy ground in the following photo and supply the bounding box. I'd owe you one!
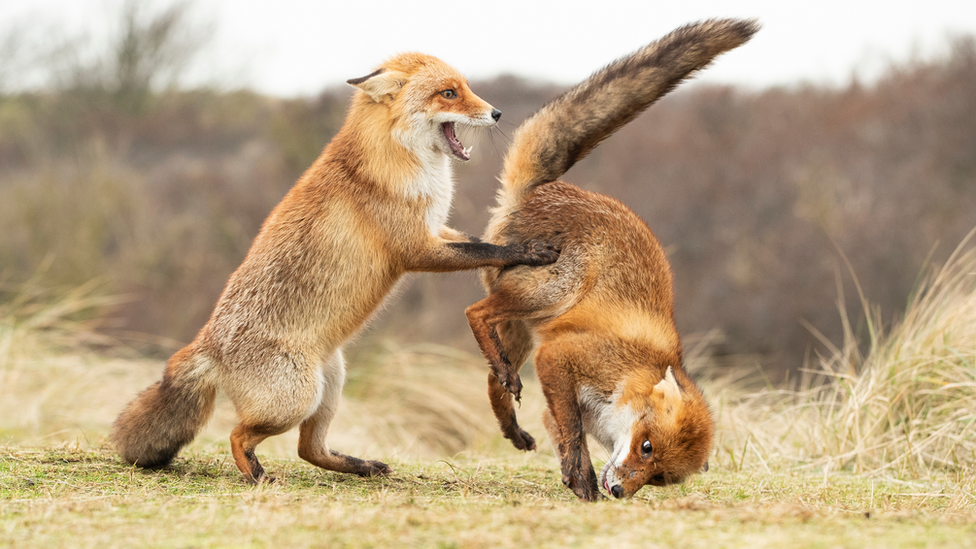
[1,341,974,549]
[1,236,975,548]
[2,446,974,549]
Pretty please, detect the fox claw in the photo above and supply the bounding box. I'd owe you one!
[495,369,523,401]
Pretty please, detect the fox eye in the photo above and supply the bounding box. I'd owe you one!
[641,440,652,457]
[440,89,457,99]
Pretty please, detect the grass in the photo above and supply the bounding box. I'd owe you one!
[2,447,974,549]
[716,229,976,477]
[2,233,976,547]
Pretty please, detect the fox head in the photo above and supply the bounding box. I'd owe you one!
[601,366,714,499]
[347,53,500,162]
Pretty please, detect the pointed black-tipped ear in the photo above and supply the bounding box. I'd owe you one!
[347,68,407,103]
[346,69,384,86]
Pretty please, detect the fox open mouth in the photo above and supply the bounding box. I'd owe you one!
[441,122,472,161]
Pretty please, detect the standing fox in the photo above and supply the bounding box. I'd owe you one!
[112,53,558,483]
[465,19,758,501]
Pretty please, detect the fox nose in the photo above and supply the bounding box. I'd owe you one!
[491,108,502,121]
[610,485,623,499]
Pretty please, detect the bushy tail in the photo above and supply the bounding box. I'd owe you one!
[111,345,217,468]
[499,18,759,201]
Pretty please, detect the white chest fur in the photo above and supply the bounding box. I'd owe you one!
[410,154,455,234]
[579,385,634,455]
[391,117,457,235]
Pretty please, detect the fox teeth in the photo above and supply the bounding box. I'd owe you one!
[463,145,472,156]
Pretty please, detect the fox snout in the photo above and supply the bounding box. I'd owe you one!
[456,103,501,127]
[605,465,683,499]
[436,101,500,161]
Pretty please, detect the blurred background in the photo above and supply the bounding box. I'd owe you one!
[1,0,975,375]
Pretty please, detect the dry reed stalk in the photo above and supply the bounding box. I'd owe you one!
[714,228,976,477]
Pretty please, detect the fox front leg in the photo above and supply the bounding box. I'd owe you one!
[537,348,603,501]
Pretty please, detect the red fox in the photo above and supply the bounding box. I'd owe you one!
[111,53,558,483]
[465,19,759,501]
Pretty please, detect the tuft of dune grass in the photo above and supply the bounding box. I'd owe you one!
[715,228,976,477]
[0,275,123,443]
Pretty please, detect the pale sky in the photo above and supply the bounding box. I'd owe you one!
[3,0,976,95]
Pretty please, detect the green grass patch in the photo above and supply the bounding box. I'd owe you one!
[2,446,975,549]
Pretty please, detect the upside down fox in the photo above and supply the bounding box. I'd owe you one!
[465,19,759,500]
[112,53,557,483]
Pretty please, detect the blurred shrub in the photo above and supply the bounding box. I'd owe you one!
[0,6,974,371]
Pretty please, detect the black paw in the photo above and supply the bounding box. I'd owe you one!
[356,460,393,477]
[247,472,276,485]
[493,367,523,401]
[506,428,537,451]
[561,468,602,502]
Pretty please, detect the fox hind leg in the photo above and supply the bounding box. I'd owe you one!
[488,319,537,451]
[465,291,536,401]
[225,347,339,484]
[297,351,392,477]
[468,252,583,401]
[230,422,289,484]
[226,352,323,484]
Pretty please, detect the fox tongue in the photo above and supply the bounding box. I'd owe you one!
[441,122,469,160]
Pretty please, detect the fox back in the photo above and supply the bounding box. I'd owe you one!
[465,19,758,501]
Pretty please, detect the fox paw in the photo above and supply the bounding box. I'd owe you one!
[246,472,276,485]
[522,240,559,266]
[357,460,393,477]
[562,473,603,502]
[506,428,536,452]
[493,368,523,401]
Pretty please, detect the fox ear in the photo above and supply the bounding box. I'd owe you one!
[347,68,407,103]
[654,366,682,399]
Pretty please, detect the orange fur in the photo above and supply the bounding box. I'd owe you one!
[466,19,758,500]
[111,53,558,484]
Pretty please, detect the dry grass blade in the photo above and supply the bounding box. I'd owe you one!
[715,228,976,477]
